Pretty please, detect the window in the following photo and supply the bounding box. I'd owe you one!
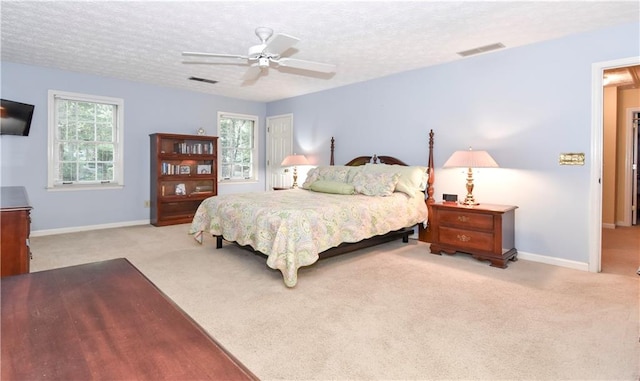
[48,90,124,190]
[218,112,258,182]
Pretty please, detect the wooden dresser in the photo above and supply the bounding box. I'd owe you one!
[1,186,32,277]
[429,202,518,268]
[1,258,257,380]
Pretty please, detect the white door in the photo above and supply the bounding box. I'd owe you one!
[266,114,293,190]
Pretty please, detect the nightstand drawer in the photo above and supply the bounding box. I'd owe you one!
[439,226,494,252]
[439,209,494,230]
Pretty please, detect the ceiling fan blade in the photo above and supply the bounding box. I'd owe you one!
[182,61,250,66]
[182,52,247,60]
[264,33,299,56]
[242,64,263,81]
[277,58,337,73]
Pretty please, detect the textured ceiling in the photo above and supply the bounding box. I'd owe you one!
[2,1,638,103]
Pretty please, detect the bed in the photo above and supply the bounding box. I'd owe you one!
[189,130,435,287]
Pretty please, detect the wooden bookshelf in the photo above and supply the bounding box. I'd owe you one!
[150,133,218,226]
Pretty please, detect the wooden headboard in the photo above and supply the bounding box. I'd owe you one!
[343,155,409,166]
[328,130,436,241]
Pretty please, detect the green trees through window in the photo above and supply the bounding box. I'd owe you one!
[218,113,258,181]
[48,90,124,189]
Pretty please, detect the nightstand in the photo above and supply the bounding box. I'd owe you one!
[429,202,518,268]
[272,186,293,191]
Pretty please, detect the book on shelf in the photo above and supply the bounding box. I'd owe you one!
[162,162,180,175]
[173,142,214,155]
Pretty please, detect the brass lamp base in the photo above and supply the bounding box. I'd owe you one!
[292,166,299,188]
[462,198,479,206]
[463,167,478,206]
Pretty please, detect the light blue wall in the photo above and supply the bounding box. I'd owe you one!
[0,63,266,231]
[267,22,640,264]
[2,21,637,264]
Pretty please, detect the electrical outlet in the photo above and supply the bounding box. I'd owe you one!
[144,200,150,208]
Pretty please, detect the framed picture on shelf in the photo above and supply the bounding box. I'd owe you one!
[197,164,211,174]
[175,183,186,195]
[179,165,190,175]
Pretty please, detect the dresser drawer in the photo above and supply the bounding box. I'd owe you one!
[439,209,494,230]
[439,226,494,252]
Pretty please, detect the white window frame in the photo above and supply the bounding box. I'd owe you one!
[47,90,124,190]
[217,111,259,183]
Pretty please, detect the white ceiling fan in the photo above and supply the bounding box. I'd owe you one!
[182,27,337,81]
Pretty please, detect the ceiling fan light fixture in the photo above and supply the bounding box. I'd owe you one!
[257,57,270,68]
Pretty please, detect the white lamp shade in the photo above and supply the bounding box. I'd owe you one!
[281,154,309,166]
[443,148,498,168]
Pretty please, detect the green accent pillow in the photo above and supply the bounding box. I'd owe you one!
[309,180,356,195]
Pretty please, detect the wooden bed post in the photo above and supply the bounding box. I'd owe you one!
[419,129,435,243]
[330,137,335,166]
[426,129,435,206]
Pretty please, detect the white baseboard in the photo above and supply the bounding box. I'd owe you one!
[517,250,589,272]
[417,242,589,272]
[31,220,150,237]
[602,223,616,229]
[31,223,590,273]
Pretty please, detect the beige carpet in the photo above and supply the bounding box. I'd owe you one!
[602,226,640,277]
[29,224,639,380]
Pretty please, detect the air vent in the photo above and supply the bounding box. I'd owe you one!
[457,43,505,57]
[189,77,218,84]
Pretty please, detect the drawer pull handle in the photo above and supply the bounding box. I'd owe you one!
[457,234,471,242]
[457,216,470,223]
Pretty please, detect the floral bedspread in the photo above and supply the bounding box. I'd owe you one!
[189,189,428,287]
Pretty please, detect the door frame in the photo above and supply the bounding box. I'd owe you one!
[623,107,640,225]
[589,56,640,273]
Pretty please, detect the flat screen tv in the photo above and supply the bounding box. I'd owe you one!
[0,99,35,136]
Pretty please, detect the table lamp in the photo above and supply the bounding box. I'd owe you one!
[443,147,498,206]
[281,154,309,188]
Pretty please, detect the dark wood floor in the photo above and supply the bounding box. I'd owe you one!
[601,225,640,277]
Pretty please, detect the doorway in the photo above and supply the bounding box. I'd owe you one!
[591,58,640,274]
[602,65,640,229]
[603,66,640,227]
